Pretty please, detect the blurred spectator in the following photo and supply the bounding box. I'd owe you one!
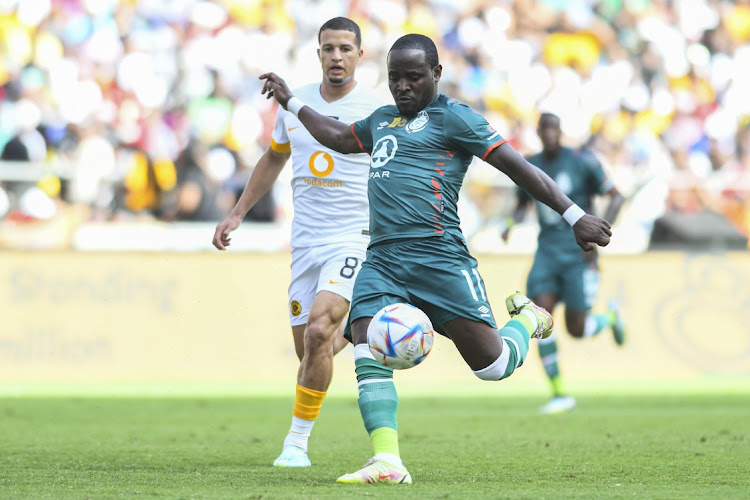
[1,135,30,161]
[0,182,9,218]
[223,163,276,223]
[169,140,228,222]
[111,145,176,220]
[0,0,748,251]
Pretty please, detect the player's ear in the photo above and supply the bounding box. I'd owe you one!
[433,64,442,83]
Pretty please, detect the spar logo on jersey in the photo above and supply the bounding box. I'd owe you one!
[406,110,429,133]
[371,135,398,168]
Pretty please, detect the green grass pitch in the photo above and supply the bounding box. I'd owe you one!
[1,384,748,499]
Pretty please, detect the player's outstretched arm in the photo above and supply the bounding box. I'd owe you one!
[212,147,289,250]
[486,143,612,251]
[259,72,362,154]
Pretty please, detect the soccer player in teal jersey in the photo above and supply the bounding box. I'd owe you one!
[503,113,626,414]
[260,34,613,484]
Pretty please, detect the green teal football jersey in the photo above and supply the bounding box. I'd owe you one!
[521,146,613,253]
[352,94,506,246]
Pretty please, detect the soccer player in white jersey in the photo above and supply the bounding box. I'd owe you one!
[212,17,382,467]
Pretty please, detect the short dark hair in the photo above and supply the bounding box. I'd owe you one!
[389,34,439,68]
[318,17,362,48]
[538,112,561,128]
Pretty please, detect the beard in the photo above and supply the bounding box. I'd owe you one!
[326,73,351,85]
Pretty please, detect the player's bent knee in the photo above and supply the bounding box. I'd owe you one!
[566,328,585,338]
[304,319,340,346]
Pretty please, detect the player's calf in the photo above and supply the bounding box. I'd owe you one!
[608,300,626,346]
[473,334,526,381]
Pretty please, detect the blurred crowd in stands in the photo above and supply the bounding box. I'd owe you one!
[1,0,749,251]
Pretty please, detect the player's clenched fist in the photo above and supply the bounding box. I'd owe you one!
[572,214,611,252]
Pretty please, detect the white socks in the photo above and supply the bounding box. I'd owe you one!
[282,416,315,452]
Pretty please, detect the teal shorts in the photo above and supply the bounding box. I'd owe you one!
[347,233,498,339]
[526,245,600,311]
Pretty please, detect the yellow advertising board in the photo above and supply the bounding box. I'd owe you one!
[1,252,748,390]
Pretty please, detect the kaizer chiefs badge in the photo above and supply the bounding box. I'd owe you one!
[290,300,302,316]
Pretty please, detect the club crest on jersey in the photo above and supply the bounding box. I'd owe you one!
[290,300,302,316]
[406,110,429,133]
[371,135,398,168]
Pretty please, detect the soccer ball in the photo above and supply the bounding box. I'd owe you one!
[367,303,435,370]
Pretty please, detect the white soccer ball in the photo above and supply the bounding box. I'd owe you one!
[367,303,435,370]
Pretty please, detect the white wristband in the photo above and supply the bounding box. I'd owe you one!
[562,204,586,226]
[286,97,306,118]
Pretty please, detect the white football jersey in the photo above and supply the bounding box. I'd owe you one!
[271,82,381,247]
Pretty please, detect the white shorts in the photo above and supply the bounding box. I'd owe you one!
[288,239,368,326]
